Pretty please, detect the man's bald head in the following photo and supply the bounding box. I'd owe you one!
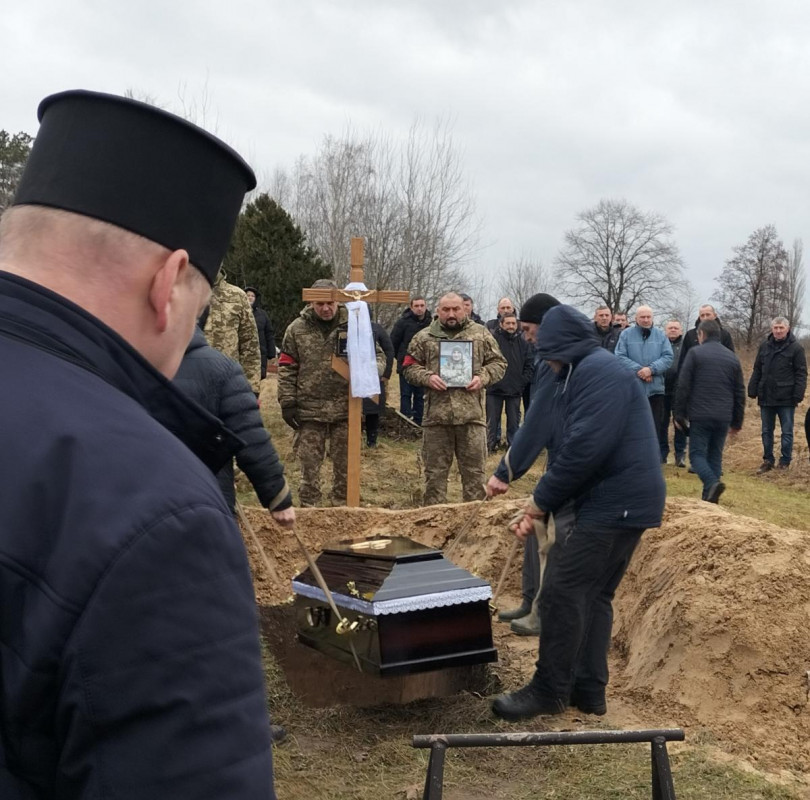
[0,205,210,378]
[635,306,654,328]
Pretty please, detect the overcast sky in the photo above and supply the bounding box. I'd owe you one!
[6,0,810,319]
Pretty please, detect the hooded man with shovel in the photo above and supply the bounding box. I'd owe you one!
[491,305,665,721]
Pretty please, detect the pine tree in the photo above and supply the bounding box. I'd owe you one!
[224,194,332,336]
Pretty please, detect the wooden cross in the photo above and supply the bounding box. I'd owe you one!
[302,237,409,506]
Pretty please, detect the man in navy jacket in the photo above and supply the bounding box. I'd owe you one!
[492,305,665,722]
[0,91,276,797]
[674,319,745,503]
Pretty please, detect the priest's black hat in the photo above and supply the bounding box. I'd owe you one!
[12,89,256,285]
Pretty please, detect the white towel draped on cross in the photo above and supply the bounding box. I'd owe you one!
[344,282,381,398]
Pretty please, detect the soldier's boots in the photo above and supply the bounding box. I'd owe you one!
[497,600,530,622]
[510,606,541,636]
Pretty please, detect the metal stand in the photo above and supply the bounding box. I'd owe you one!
[412,728,684,800]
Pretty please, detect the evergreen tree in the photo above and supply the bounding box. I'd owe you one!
[224,194,331,336]
[0,130,34,212]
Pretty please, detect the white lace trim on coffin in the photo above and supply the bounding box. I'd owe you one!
[291,581,492,615]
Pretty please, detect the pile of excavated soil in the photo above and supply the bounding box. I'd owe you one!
[240,495,810,784]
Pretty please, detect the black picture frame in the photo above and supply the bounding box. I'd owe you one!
[439,340,473,387]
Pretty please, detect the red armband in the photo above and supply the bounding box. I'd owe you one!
[278,353,297,367]
[402,355,422,368]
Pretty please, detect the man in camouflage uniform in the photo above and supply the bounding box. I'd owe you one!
[404,292,507,505]
[204,270,262,393]
[278,280,386,506]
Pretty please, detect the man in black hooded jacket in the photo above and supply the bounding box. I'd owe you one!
[491,305,665,722]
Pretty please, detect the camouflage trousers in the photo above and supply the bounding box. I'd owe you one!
[294,420,348,507]
[422,423,487,506]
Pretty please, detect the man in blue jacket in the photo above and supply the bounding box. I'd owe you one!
[0,92,276,797]
[491,305,666,721]
[615,305,674,450]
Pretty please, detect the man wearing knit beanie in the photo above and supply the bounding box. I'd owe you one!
[487,293,568,636]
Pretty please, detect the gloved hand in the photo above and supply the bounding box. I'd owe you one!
[281,406,300,430]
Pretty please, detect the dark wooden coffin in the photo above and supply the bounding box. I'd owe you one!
[292,535,497,676]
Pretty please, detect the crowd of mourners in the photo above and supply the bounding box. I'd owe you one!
[3,87,808,797]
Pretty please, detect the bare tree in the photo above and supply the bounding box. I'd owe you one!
[271,118,480,324]
[554,198,687,314]
[712,224,790,346]
[489,254,553,313]
[784,238,805,330]
[661,282,700,330]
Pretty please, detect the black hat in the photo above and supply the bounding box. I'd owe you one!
[519,293,560,325]
[13,90,256,285]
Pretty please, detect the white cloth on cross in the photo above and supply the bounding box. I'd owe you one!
[344,282,381,398]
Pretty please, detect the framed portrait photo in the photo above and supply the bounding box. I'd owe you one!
[439,340,473,387]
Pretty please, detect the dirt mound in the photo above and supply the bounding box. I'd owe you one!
[613,497,810,775]
[241,495,810,782]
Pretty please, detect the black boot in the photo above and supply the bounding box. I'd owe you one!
[492,683,566,722]
[497,600,531,622]
[569,689,607,716]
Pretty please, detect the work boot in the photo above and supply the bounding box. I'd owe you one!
[777,461,790,470]
[510,608,541,636]
[492,683,566,721]
[706,481,726,504]
[569,689,607,716]
[675,455,686,468]
[757,461,774,474]
[497,600,530,622]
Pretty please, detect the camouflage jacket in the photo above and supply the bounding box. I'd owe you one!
[403,317,507,427]
[203,274,262,393]
[277,306,386,423]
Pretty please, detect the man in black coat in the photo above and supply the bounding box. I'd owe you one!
[245,285,275,378]
[593,305,619,352]
[485,296,516,332]
[175,326,294,516]
[0,91,277,797]
[748,316,807,472]
[390,296,431,424]
[674,320,745,503]
[660,319,687,466]
[678,304,735,369]
[486,311,533,451]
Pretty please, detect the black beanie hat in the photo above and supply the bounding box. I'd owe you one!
[13,89,256,285]
[519,293,560,324]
